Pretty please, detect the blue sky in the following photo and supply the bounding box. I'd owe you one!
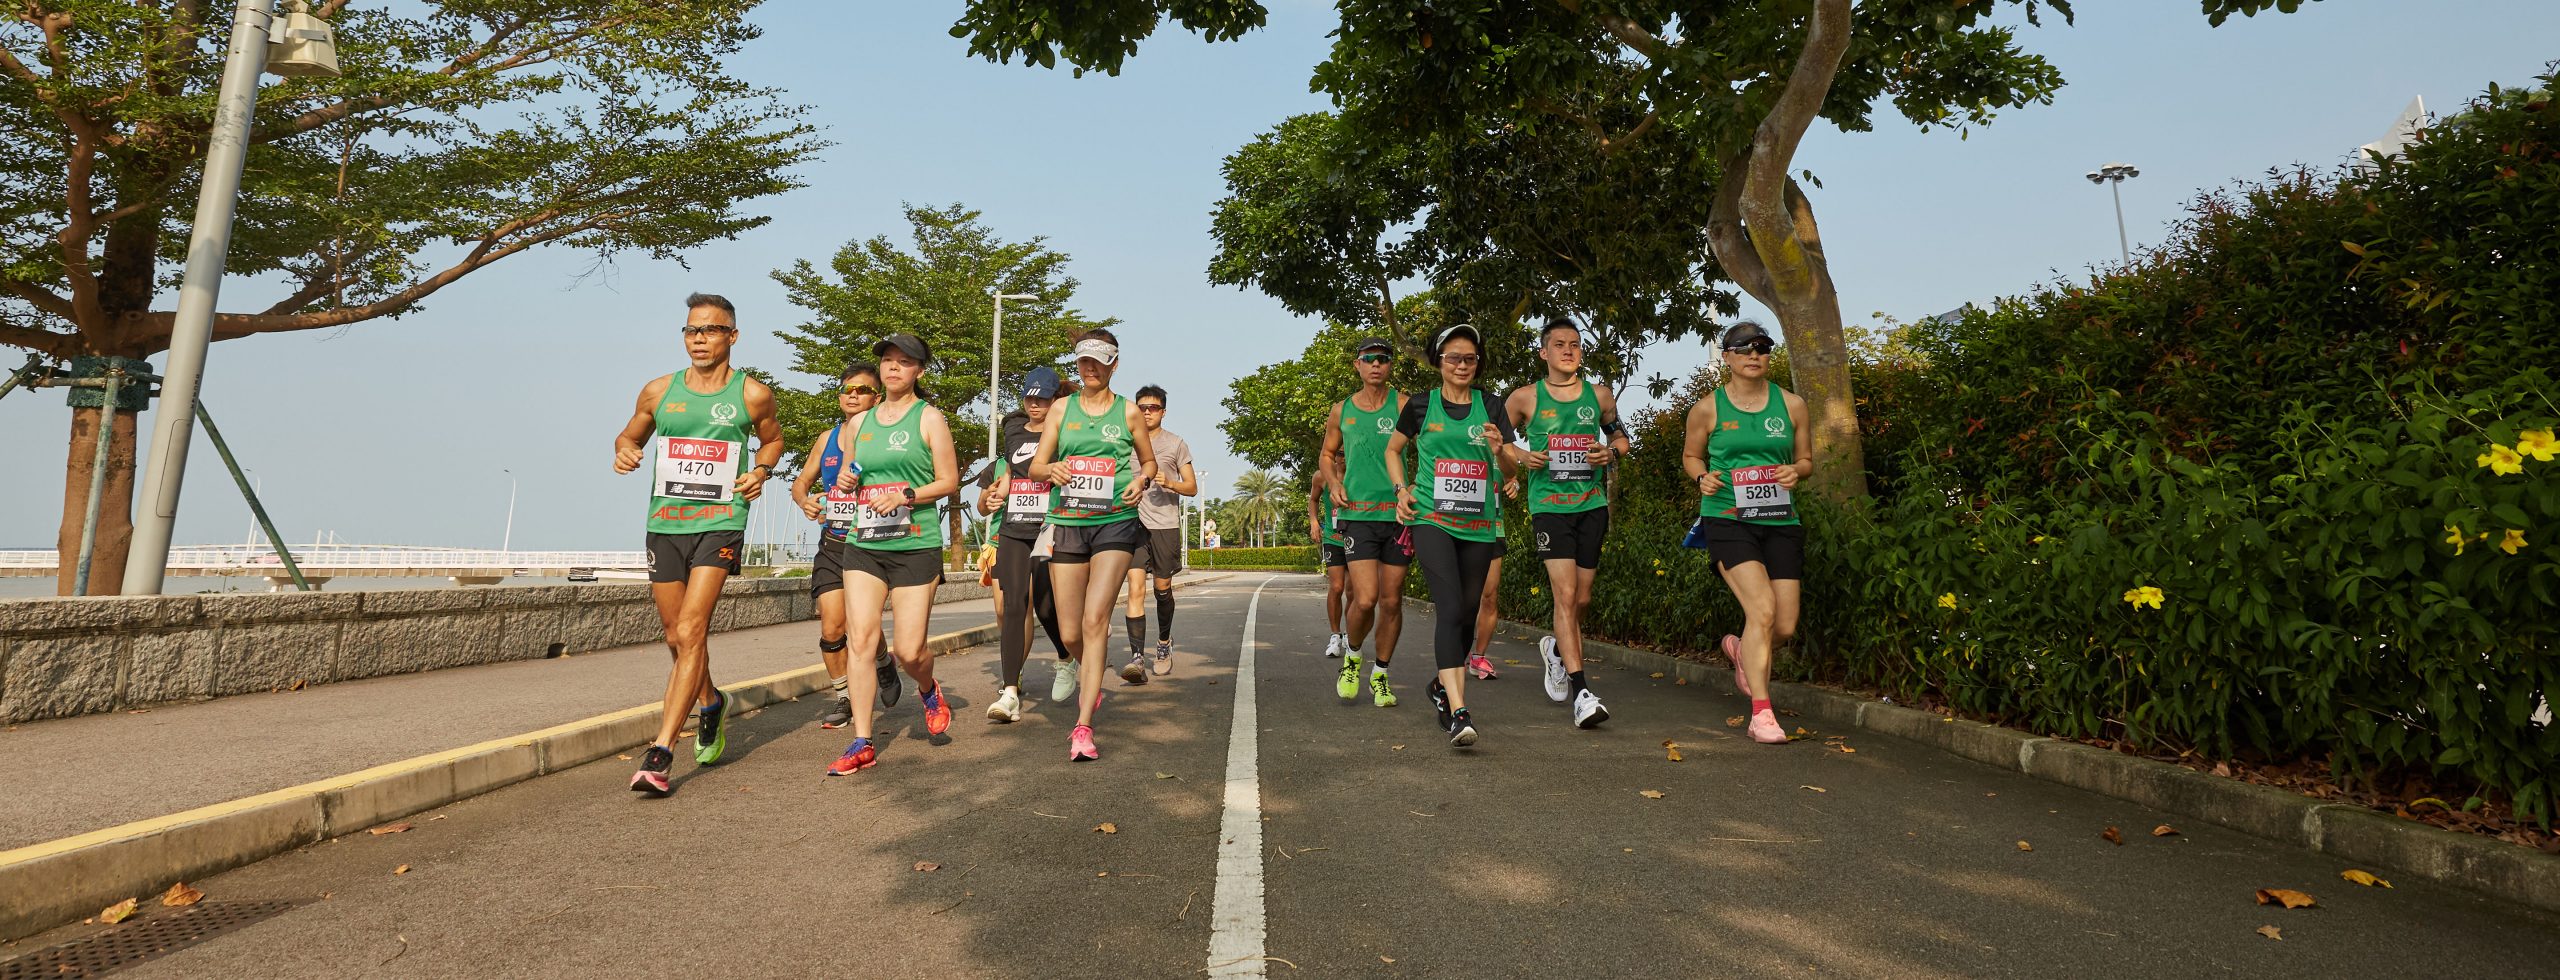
[4,0,2554,553]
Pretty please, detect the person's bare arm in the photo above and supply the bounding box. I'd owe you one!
[1386,431,1417,523]
[1682,397,1722,497]
[1029,413,1064,484]
[1507,386,1546,470]
[1167,457,1201,497]
[1319,402,1350,507]
[1123,401,1158,505]
[791,432,831,519]
[912,407,964,504]
[612,376,670,473]
[1307,480,1325,541]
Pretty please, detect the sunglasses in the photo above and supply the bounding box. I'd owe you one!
[1356,353,1393,365]
[1137,403,1166,412]
[841,384,878,397]
[1723,340,1775,356]
[680,325,735,337]
[1439,354,1481,367]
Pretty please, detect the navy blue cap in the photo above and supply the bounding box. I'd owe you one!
[1020,365,1062,399]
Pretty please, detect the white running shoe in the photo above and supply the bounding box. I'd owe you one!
[1540,636,1568,703]
[987,686,1023,723]
[1572,688,1610,729]
[1050,660,1077,704]
[1324,633,1345,659]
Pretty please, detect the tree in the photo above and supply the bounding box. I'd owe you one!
[769,202,1114,480]
[1228,469,1291,548]
[3,1,821,593]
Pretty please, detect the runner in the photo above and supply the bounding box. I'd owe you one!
[1120,385,1197,681]
[978,366,1077,722]
[1320,338,1409,707]
[1385,324,1524,747]
[1507,317,1636,729]
[825,333,963,774]
[1680,321,1811,746]
[789,360,887,730]
[611,292,784,796]
[1309,472,1351,658]
[1030,329,1159,761]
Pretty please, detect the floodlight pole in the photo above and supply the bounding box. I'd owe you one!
[989,291,1039,467]
[2085,162,2140,266]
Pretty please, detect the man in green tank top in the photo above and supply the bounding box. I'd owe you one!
[1505,318,1635,729]
[610,292,783,796]
[1309,471,1353,657]
[1319,337,1411,707]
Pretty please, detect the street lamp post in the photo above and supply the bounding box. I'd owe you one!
[501,468,517,554]
[2085,162,2140,264]
[989,291,1040,467]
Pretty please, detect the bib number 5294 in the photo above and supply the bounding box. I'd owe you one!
[1433,459,1489,516]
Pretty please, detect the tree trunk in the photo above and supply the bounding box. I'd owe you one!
[1769,272,1869,500]
[55,405,138,596]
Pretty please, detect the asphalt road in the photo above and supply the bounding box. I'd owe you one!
[16,574,2558,978]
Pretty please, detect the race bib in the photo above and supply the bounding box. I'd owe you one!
[1064,456,1118,512]
[1006,477,1050,525]
[1731,465,1796,522]
[856,482,913,542]
[656,436,739,502]
[1433,459,1489,516]
[822,486,864,535]
[1547,433,1596,481]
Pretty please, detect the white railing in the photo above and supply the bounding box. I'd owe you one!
[0,545,645,570]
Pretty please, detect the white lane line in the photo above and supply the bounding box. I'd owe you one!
[1206,575,1278,978]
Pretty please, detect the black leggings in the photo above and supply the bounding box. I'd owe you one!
[996,534,1070,688]
[1409,523,1503,671]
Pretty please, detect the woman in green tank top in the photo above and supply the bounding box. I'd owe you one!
[1028,328,1160,762]
[825,333,962,774]
[1679,321,1812,747]
[1384,324,1525,748]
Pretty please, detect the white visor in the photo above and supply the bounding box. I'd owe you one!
[1072,339,1119,365]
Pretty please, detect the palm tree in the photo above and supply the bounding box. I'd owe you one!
[1232,470,1290,549]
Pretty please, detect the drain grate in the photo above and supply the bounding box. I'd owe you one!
[0,901,296,979]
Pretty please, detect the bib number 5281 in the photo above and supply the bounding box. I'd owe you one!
[1730,465,1795,522]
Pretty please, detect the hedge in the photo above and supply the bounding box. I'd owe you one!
[1192,546,1323,572]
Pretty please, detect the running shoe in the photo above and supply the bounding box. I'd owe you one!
[877,652,904,708]
[1572,688,1610,730]
[1152,639,1174,676]
[1467,652,1499,681]
[629,745,674,796]
[820,694,854,730]
[921,683,951,736]
[1722,634,1747,695]
[1448,708,1478,748]
[1324,634,1345,659]
[1069,724,1099,762]
[1370,669,1398,708]
[1540,636,1569,703]
[987,686,1022,723]
[826,737,878,775]
[1051,659,1078,703]
[693,689,733,765]
[1428,678,1452,732]
[1336,653,1363,701]
[1120,655,1150,685]
[1748,707,1788,744]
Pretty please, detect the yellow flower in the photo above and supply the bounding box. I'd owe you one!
[2120,586,2164,610]
[1529,586,1540,595]
[2444,524,2467,556]
[2499,529,2528,555]
[1936,593,1957,610]
[2520,428,2558,462]
[1655,569,1666,577]
[2478,444,2524,476]
[2031,535,2046,545]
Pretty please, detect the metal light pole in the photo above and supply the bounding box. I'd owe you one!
[2085,162,2139,264]
[123,1,338,595]
[501,468,517,553]
[989,291,1040,466]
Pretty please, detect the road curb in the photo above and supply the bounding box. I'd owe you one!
[1461,612,2560,915]
[0,622,999,943]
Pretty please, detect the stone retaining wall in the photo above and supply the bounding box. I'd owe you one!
[0,578,989,724]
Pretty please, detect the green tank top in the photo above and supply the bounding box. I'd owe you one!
[1700,384,1801,526]
[1337,391,1403,523]
[849,401,940,551]
[1407,390,1501,543]
[646,369,754,534]
[1525,380,1608,515]
[1049,393,1137,526]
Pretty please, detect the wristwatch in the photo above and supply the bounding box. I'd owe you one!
[753,463,776,478]
[901,486,918,502]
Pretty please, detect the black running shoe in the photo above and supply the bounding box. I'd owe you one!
[629,745,675,796]
[1448,708,1478,747]
[876,652,902,708]
[1428,678,1452,733]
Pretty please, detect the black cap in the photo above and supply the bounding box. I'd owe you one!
[873,332,932,365]
[1719,322,1775,350]
[1353,337,1394,356]
[1428,323,1483,365]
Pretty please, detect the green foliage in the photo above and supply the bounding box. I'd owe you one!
[768,203,1114,474]
[1192,545,1319,573]
[1220,313,1437,475]
[951,0,1268,77]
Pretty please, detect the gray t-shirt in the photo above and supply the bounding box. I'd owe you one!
[1138,429,1192,530]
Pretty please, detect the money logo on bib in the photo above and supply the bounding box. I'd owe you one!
[1730,465,1795,521]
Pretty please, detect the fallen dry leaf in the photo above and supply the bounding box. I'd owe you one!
[1725,715,1746,728]
[1666,746,1683,762]
[1834,745,1857,754]
[159,882,204,908]
[1155,772,1176,780]
[1800,785,1828,793]
[2257,925,2282,941]
[1639,790,1665,800]
[616,754,633,761]
[2016,841,2034,852]
[2339,869,2392,889]
[2102,826,2124,846]
[2151,825,2179,837]
[1391,745,1405,751]
[913,861,941,872]
[393,864,411,876]
[1663,740,1684,762]
[99,898,138,924]
[2254,888,2316,909]
[1381,956,1397,964]
[369,822,413,836]
[1675,677,1690,686]
[289,679,307,691]
[1648,672,1665,679]
[1095,823,1119,834]
[428,814,446,822]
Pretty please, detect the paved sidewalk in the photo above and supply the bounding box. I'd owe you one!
[3,589,1037,850]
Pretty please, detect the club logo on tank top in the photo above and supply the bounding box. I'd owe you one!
[1765,416,1786,437]
[710,401,738,424]
[1102,424,1124,440]
[1578,406,1597,424]
[888,429,912,452]
[1376,417,1393,434]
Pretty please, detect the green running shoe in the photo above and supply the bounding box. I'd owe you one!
[1336,653,1362,701]
[1370,669,1398,708]
[693,688,734,765]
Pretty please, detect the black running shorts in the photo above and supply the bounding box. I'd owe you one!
[1531,507,1609,570]
[1140,527,1186,578]
[845,543,943,589]
[1050,518,1145,564]
[811,535,848,597]
[1321,542,1349,569]
[646,530,744,584]
[1697,518,1805,581]
[1339,519,1413,566]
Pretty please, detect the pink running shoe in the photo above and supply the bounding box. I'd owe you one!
[1747,708,1788,745]
[1722,634,1749,695]
[1466,653,1499,680]
[1069,725,1100,762]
